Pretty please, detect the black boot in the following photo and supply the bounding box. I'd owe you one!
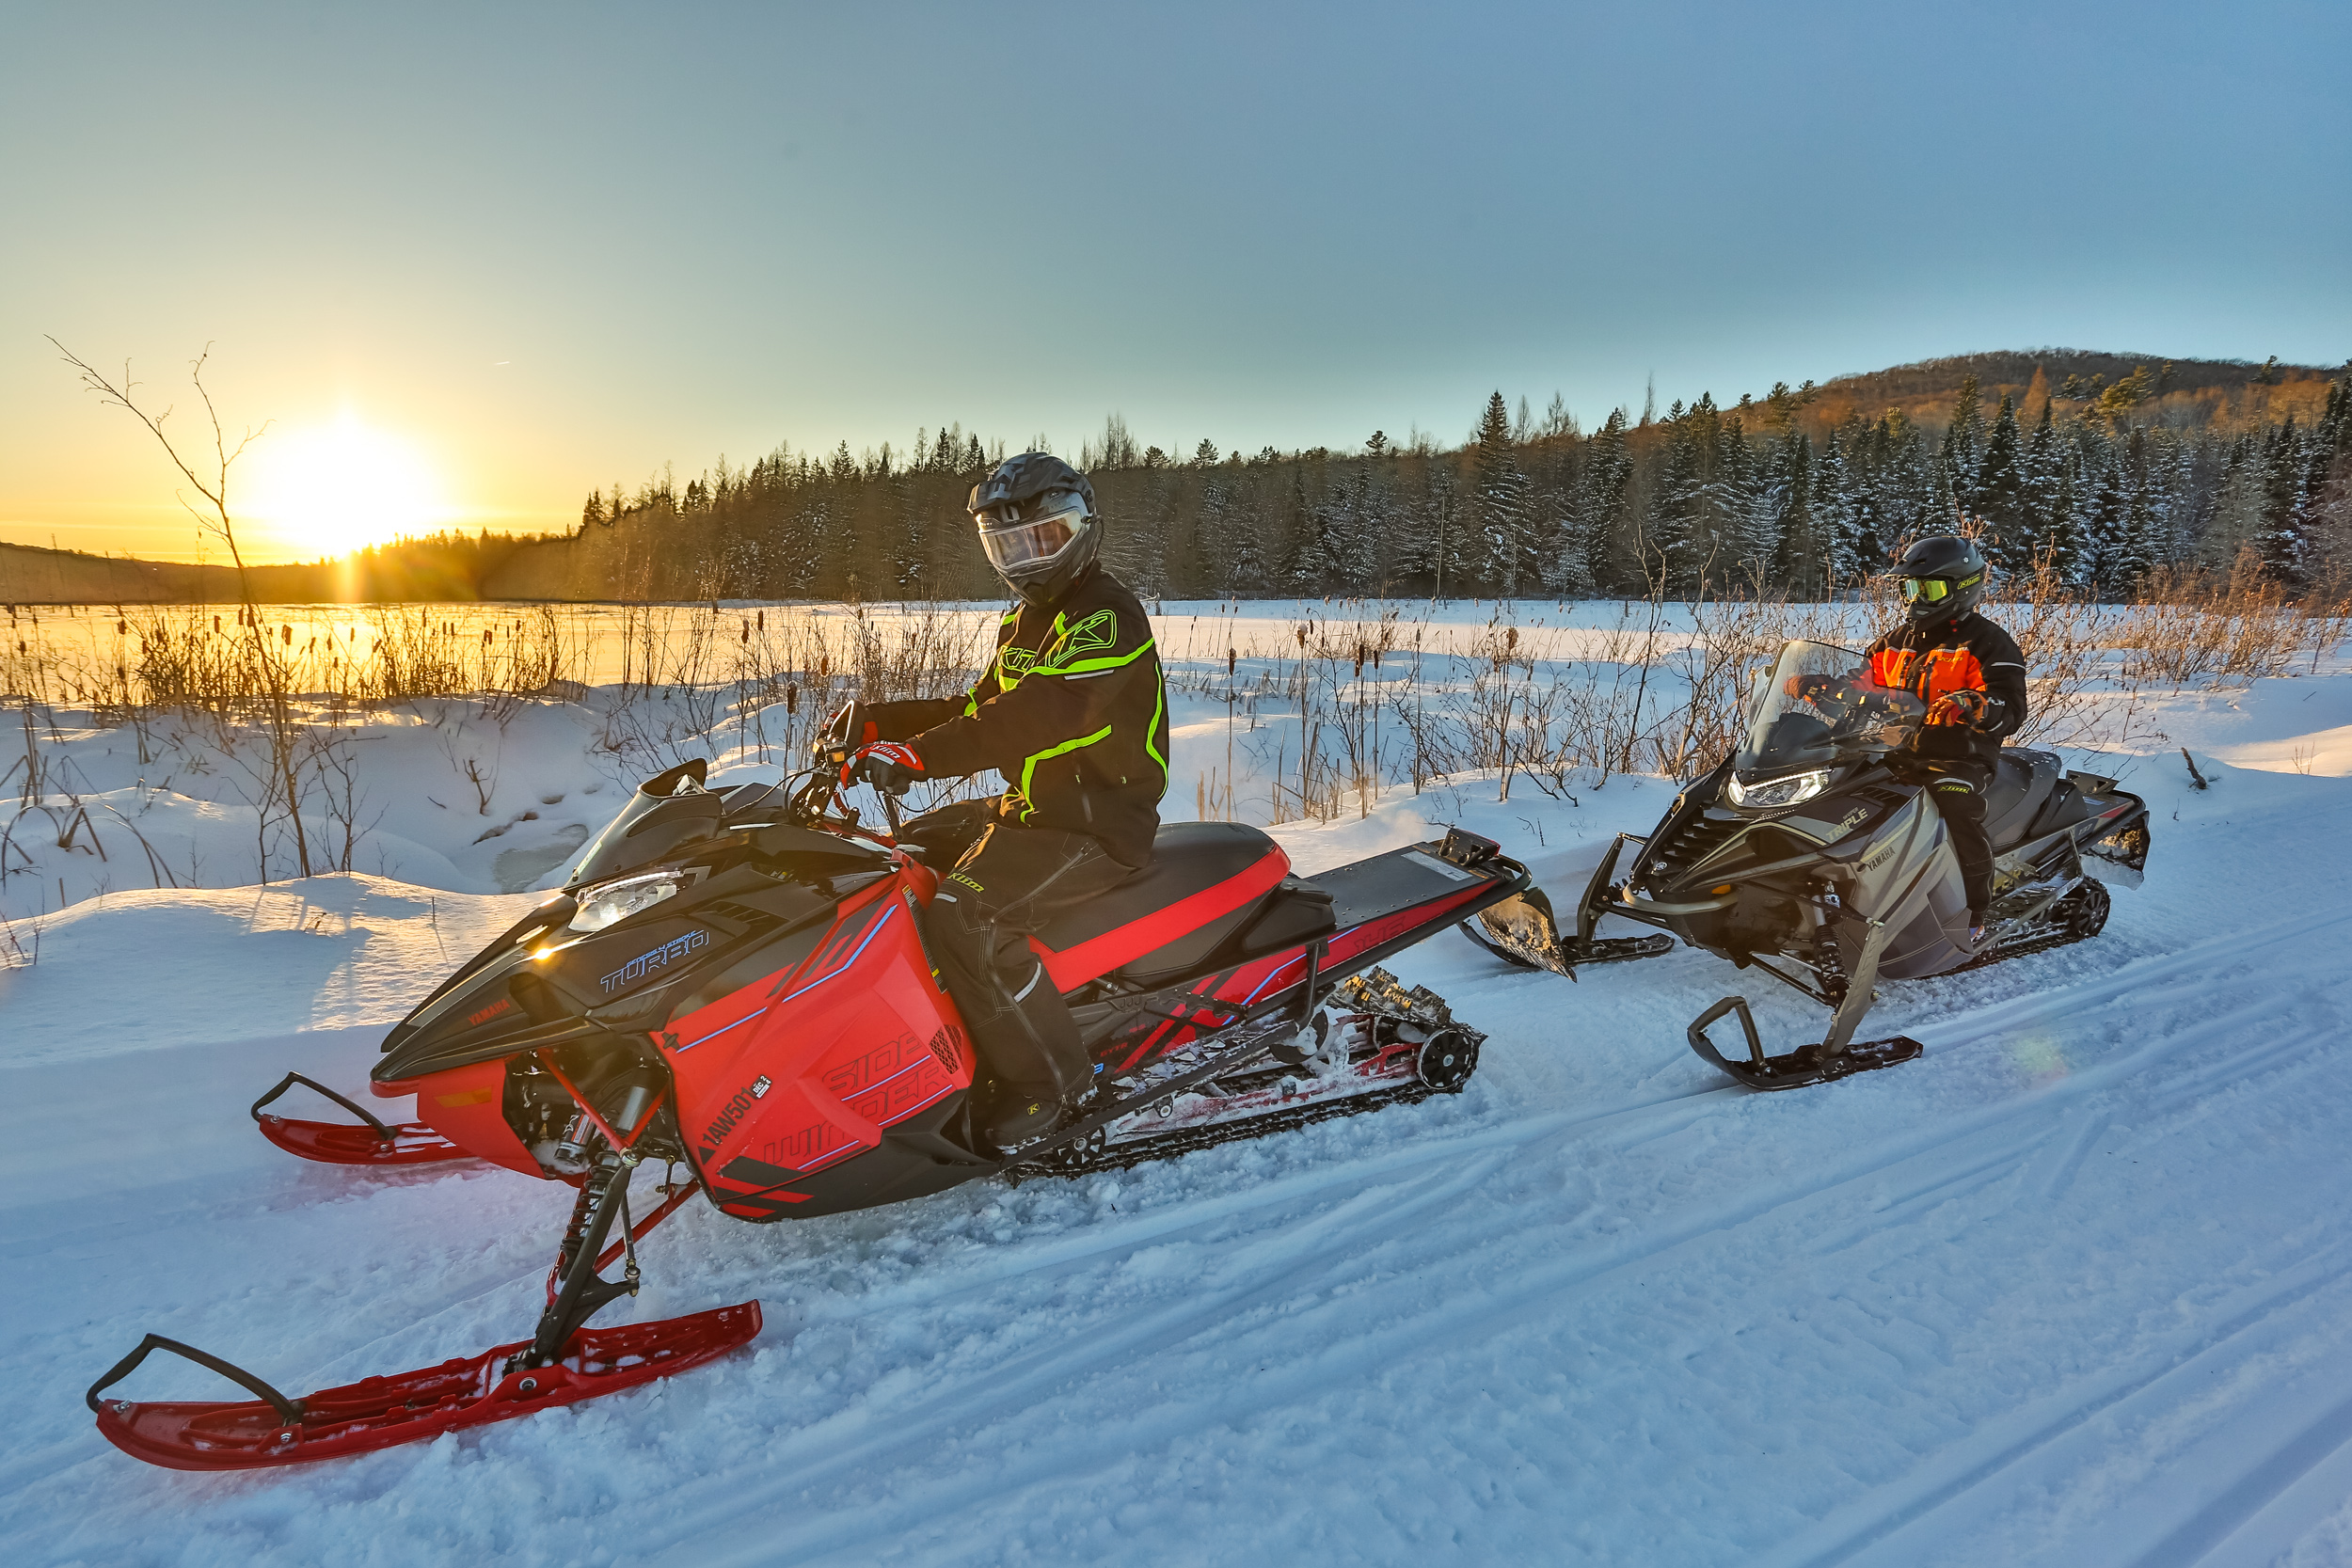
[980,1082,1068,1152]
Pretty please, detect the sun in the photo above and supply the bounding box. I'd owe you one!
[245,414,448,558]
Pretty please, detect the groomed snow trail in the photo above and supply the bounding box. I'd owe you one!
[8,734,2352,1561]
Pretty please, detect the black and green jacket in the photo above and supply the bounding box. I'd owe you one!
[868,567,1168,866]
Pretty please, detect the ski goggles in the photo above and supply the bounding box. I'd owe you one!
[1899,576,1955,604]
[975,490,1089,575]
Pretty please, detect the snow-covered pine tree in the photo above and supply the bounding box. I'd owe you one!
[2261,419,2307,580]
[2079,460,2129,596]
[1974,394,2033,573]
[2042,459,2084,587]
[1815,429,1864,592]
[1472,391,1534,595]
[1579,408,1635,593]
[2022,398,2064,562]
[2118,469,2160,591]
[2203,435,2268,570]
[1766,432,1818,595]
[1715,410,1772,585]
[1941,373,1984,514]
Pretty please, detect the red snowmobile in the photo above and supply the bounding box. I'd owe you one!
[91,757,1531,1469]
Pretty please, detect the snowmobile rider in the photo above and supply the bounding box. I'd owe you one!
[824,453,1169,1152]
[1865,532,2027,942]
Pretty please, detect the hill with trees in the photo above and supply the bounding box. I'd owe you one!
[487,350,2348,603]
[10,352,2344,605]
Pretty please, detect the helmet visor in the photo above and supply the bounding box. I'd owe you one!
[1899,576,1952,604]
[976,492,1089,577]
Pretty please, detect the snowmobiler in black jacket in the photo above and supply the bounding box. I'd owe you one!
[847,571,1168,869]
[1866,532,2028,933]
[832,454,1169,1151]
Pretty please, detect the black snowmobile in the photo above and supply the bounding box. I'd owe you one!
[1468,638,2151,1088]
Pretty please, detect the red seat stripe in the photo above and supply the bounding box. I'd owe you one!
[1030,845,1293,990]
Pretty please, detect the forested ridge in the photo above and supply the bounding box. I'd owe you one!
[12,351,2344,606]
[0,530,562,607]
[516,349,2351,604]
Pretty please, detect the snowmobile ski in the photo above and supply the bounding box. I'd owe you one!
[87,1303,760,1472]
[250,1072,471,1166]
[1685,994,1923,1091]
[91,1151,752,1470]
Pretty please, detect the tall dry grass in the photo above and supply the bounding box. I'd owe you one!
[4,576,2347,873]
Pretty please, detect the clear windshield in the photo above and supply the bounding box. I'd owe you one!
[1735,640,1925,775]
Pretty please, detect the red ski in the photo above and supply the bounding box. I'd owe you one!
[89,1303,759,1471]
[250,1072,472,1167]
[88,1160,754,1471]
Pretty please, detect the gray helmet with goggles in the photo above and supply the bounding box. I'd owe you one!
[1894,533,1988,627]
[968,452,1101,608]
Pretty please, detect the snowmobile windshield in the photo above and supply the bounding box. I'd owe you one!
[1734,641,1925,776]
[566,765,724,887]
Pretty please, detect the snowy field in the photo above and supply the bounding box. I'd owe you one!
[8,606,2352,1564]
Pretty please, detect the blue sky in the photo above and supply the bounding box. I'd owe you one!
[4,1,2345,558]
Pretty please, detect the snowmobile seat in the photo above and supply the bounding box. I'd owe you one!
[1031,822,1295,990]
[1985,749,2060,850]
[2025,778,2097,838]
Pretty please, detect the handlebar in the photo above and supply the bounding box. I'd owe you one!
[781,763,904,850]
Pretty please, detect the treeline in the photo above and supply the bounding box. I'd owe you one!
[539,352,2351,604]
[1,529,563,605]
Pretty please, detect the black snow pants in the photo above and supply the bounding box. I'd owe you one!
[1902,758,1994,920]
[902,800,1138,1104]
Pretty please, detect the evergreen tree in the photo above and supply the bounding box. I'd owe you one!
[1815,429,1863,590]
[2042,460,2084,587]
[1767,433,1819,594]
[1941,373,1984,511]
[1974,394,2033,571]
[1471,391,1534,594]
[2079,461,2130,595]
[1580,408,1636,593]
[2022,398,2064,555]
[2261,418,2307,579]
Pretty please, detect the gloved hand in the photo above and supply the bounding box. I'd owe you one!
[842,739,927,794]
[813,701,880,760]
[1936,688,1994,728]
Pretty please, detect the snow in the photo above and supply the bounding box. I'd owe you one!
[8,609,2352,1564]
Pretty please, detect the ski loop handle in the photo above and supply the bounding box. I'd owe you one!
[1688,996,1765,1069]
[249,1071,395,1139]
[87,1334,305,1423]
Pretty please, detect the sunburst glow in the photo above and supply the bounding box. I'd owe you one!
[246,414,449,558]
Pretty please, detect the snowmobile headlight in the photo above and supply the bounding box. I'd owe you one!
[1725,768,1831,810]
[568,871,683,932]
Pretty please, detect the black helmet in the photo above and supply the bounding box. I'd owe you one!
[968,453,1101,608]
[1894,533,1988,626]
